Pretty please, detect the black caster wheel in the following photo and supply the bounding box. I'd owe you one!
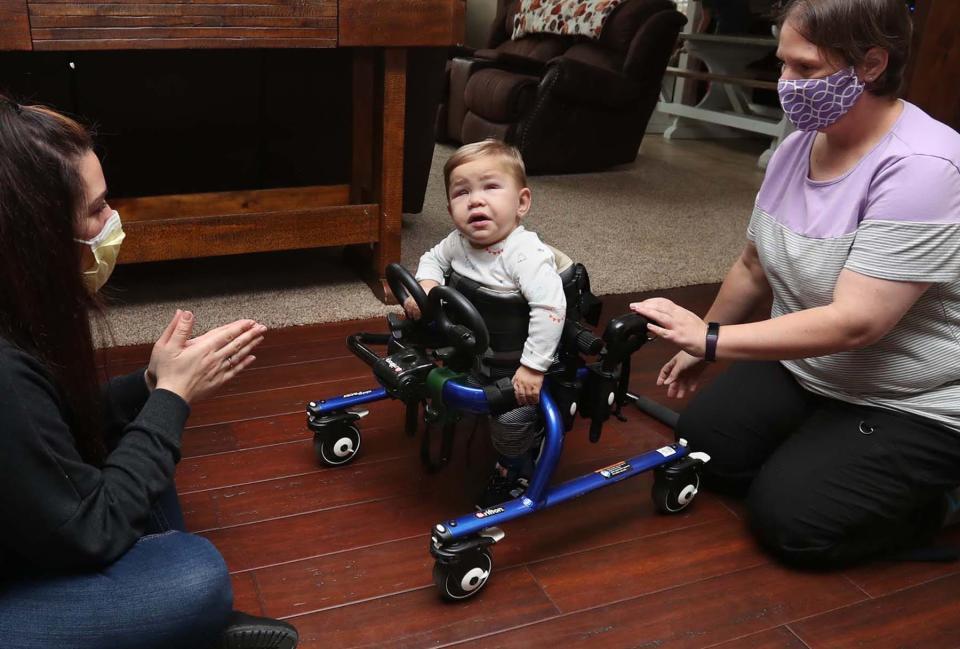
[314,424,361,466]
[433,547,493,601]
[652,471,700,514]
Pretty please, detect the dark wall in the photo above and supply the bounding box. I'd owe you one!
[905,0,960,131]
[0,49,354,198]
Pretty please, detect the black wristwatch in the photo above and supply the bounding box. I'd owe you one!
[704,322,720,362]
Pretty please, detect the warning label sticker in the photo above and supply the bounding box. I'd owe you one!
[596,461,631,479]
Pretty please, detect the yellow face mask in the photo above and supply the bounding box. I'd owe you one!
[76,210,125,292]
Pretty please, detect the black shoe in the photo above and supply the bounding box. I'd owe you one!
[477,468,529,509]
[218,611,299,649]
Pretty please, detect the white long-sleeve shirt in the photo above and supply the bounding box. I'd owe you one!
[416,226,566,372]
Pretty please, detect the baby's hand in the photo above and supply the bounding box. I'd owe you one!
[512,365,544,406]
[403,295,421,320]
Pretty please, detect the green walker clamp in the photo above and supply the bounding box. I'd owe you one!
[419,366,467,472]
[425,367,466,425]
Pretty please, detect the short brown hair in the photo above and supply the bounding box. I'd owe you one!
[778,0,912,96]
[443,139,528,198]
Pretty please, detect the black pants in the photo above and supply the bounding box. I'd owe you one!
[677,361,960,566]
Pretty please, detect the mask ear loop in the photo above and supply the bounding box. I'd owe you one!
[75,210,121,246]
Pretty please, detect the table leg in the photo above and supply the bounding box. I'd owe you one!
[373,47,406,302]
[348,47,406,303]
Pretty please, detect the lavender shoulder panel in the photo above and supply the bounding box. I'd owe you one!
[754,102,960,239]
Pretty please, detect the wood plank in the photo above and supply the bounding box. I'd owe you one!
[191,355,370,399]
[0,0,32,49]
[100,338,371,383]
[178,417,682,529]
[98,314,387,370]
[707,626,810,649]
[528,517,768,613]
[185,375,394,428]
[464,564,865,649]
[31,26,338,40]
[181,413,312,458]
[29,0,333,5]
[288,566,557,649]
[30,16,336,28]
[111,186,350,222]
[175,351,677,459]
[29,3,337,18]
[338,0,465,47]
[350,49,374,205]
[231,571,264,617]
[200,416,703,573]
[200,418,683,573]
[370,48,405,300]
[203,495,461,571]
[180,433,414,531]
[117,203,378,263]
[790,572,960,649]
[841,525,960,598]
[177,424,395,495]
[33,36,337,50]
[250,492,731,618]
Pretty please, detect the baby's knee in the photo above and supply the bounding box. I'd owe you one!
[491,407,540,457]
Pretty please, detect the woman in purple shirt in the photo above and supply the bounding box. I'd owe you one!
[633,0,960,565]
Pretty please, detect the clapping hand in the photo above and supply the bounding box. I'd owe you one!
[148,310,267,404]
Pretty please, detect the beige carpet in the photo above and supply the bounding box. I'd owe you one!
[101,137,765,347]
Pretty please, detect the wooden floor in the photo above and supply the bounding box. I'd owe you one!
[101,284,960,649]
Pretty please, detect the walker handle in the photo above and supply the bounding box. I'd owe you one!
[484,377,517,415]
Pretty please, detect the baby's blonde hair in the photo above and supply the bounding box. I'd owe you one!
[443,139,528,198]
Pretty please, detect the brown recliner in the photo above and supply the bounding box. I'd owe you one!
[436,0,686,173]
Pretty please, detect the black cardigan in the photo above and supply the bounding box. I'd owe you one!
[0,338,190,574]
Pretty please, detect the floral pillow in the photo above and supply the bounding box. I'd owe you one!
[511,0,628,41]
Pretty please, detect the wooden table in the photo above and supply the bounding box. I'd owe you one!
[0,0,465,301]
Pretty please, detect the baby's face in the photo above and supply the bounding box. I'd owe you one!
[447,157,531,248]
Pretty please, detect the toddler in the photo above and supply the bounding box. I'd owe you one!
[405,140,566,506]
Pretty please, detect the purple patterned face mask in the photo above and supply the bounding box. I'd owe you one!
[778,66,866,132]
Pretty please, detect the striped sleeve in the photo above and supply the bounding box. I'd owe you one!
[846,155,960,283]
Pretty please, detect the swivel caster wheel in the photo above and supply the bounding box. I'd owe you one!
[433,547,493,601]
[314,423,361,466]
[651,474,700,514]
[651,470,699,514]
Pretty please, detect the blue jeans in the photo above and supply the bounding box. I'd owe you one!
[0,486,233,649]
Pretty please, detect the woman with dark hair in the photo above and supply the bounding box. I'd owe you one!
[632,0,960,566]
[0,97,298,648]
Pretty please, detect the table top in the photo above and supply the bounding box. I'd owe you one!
[1,0,465,51]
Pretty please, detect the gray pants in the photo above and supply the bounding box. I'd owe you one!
[466,368,541,458]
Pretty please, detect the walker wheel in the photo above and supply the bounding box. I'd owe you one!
[651,472,700,514]
[314,424,361,467]
[433,547,493,601]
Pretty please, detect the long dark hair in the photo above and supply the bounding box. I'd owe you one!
[777,0,912,97]
[0,95,106,464]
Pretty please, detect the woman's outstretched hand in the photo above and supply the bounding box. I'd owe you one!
[656,351,708,399]
[630,298,708,357]
[149,310,267,404]
[630,298,711,399]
